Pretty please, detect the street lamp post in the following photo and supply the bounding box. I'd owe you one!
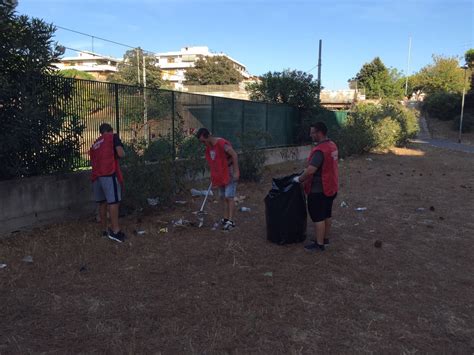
[458,65,469,143]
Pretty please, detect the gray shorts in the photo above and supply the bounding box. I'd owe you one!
[93,175,122,204]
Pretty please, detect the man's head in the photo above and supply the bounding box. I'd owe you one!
[310,122,328,142]
[99,123,113,135]
[195,127,211,144]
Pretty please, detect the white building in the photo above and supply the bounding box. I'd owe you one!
[53,51,122,81]
[156,46,250,89]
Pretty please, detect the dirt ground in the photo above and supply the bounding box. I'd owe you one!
[1,143,474,354]
[426,115,474,145]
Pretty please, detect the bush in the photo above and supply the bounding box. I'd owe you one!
[143,138,173,162]
[380,100,419,145]
[373,117,402,149]
[452,112,474,133]
[335,104,376,157]
[423,92,462,120]
[334,101,419,157]
[237,130,270,181]
[176,136,206,181]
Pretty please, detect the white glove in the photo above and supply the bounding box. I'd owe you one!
[292,176,300,183]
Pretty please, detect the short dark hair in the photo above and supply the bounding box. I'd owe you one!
[99,123,113,134]
[310,122,328,135]
[195,127,210,139]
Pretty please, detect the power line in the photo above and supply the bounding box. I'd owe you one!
[55,25,157,54]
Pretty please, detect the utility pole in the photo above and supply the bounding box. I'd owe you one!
[143,52,148,143]
[136,48,141,85]
[404,37,412,97]
[317,39,322,100]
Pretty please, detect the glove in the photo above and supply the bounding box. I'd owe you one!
[292,175,300,183]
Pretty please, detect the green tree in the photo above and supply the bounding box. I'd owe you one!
[351,57,404,99]
[465,49,474,67]
[246,69,320,109]
[411,55,467,94]
[59,68,95,80]
[184,56,243,85]
[108,48,163,89]
[0,1,84,179]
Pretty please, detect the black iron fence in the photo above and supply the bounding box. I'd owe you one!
[59,77,301,168]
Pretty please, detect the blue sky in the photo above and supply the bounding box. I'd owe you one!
[17,0,473,90]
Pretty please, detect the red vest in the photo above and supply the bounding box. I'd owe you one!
[205,138,231,187]
[89,133,123,184]
[303,140,338,196]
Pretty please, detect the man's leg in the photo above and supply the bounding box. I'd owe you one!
[324,218,332,241]
[99,202,108,231]
[109,203,120,234]
[227,197,235,221]
[314,220,326,246]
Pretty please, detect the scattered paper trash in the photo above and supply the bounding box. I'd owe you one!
[234,195,247,204]
[147,197,159,206]
[263,272,273,277]
[159,227,168,233]
[136,230,146,236]
[355,207,367,212]
[0,264,7,269]
[175,200,187,205]
[211,222,220,231]
[416,207,425,212]
[366,158,373,161]
[22,255,33,263]
[239,207,251,212]
[340,201,349,208]
[172,219,190,227]
[191,188,214,197]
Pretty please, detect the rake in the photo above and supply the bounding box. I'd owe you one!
[193,182,212,228]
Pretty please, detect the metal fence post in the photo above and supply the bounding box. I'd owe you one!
[171,91,176,159]
[211,96,215,133]
[241,101,245,136]
[114,83,120,135]
[265,103,269,134]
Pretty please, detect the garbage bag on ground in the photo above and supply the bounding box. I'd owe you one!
[264,173,307,245]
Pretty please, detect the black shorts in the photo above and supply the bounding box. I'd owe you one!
[307,192,337,223]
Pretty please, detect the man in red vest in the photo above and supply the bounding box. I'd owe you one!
[196,128,240,231]
[89,123,126,243]
[293,122,339,251]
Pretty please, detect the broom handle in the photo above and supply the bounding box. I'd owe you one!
[199,182,212,212]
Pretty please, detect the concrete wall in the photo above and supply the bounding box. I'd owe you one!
[0,171,96,235]
[0,145,311,235]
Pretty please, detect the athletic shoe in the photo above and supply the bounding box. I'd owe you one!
[310,238,330,245]
[220,218,229,226]
[108,230,126,243]
[304,241,325,251]
[222,220,235,231]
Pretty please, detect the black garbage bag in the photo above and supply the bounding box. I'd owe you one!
[265,173,307,245]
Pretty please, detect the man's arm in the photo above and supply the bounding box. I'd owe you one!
[113,134,125,159]
[225,146,240,180]
[294,151,323,183]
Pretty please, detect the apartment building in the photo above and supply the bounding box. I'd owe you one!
[156,46,250,89]
[53,51,122,81]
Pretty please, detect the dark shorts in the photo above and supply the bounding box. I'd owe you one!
[307,192,337,223]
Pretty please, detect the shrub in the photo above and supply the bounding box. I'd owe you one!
[237,130,271,181]
[380,100,419,145]
[452,112,474,133]
[334,101,419,157]
[373,117,402,149]
[143,138,173,162]
[423,92,462,120]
